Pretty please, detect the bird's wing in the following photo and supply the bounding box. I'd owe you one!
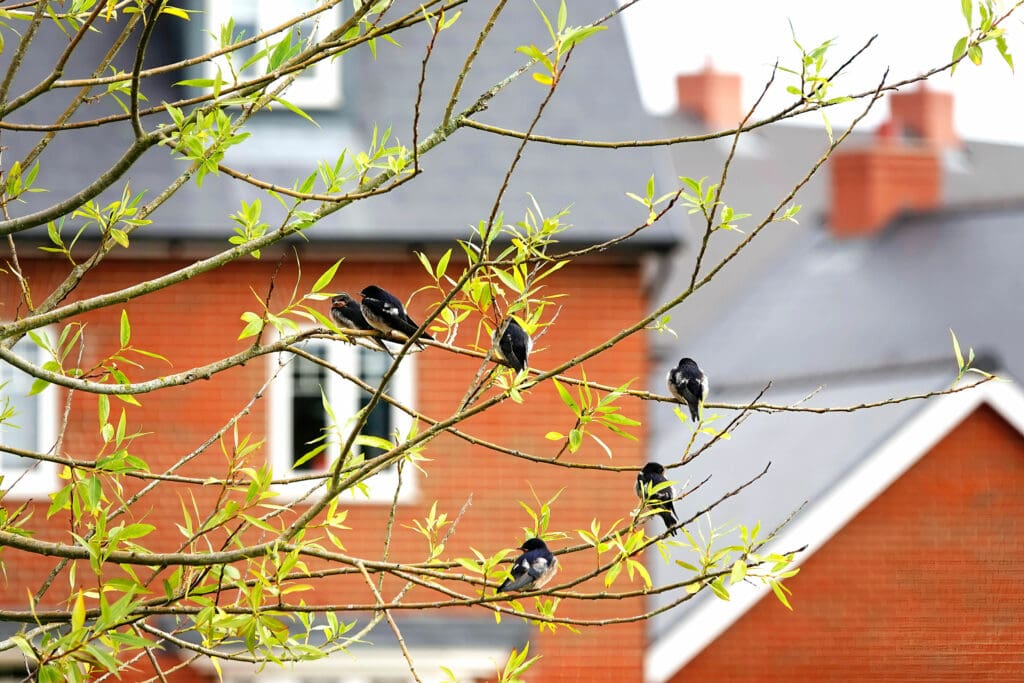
[508,332,528,370]
[394,314,423,337]
[381,300,404,318]
[498,329,526,370]
[500,557,534,591]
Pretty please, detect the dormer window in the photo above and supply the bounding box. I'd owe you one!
[202,1,344,109]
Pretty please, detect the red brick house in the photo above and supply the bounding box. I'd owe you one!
[0,2,676,681]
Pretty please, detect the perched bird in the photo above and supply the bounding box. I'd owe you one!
[498,538,558,593]
[635,462,678,536]
[330,293,392,355]
[492,317,531,372]
[667,357,708,422]
[359,285,434,347]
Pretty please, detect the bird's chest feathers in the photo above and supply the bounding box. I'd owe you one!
[532,557,558,588]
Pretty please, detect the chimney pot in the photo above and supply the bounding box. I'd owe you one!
[888,83,959,149]
[675,65,742,130]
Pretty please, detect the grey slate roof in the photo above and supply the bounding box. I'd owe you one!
[2,1,678,251]
[649,109,1024,354]
[671,203,1024,387]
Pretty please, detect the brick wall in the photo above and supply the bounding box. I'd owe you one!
[674,404,1024,681]
[0,253,650,681]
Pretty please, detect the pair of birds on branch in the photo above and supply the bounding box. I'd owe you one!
[498,358,708,591]
[330,286,532,372]
[330,286,434,354]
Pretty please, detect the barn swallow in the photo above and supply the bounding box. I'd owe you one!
[492,317,531,372]
[359,285,434,347]
[330,293,393,356]
[498,538,558,593]
[667,357,708,422]
[635,462,678,536]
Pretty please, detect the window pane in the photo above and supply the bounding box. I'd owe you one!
[0,341,41,472]
[357,347,392,459]
[290,342,327,471]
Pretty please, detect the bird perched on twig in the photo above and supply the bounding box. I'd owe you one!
[635,462,678,536]
[492,317,531,372]
[667,357,708,422]
[497,538,558,593]
[330,293,393,356]
[359,285,433,348]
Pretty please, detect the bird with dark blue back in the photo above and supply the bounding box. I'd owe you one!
[497,538,558,593]
[635,462,678,536]
[359,285,433,347]
[492,317,531,372]
[331,293,393,355]
[667,357,708,422]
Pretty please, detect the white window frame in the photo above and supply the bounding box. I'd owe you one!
[268,338,417,504]
[202,1,344,109]
[0,333,58,498]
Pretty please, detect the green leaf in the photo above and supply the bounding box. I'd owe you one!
[29,377,51,396]
[454,557,483,574]
[161,5,191,20]
[996,34,1014,71]
[238,311,264,340]
[601,412,640,427]
[71,592,85,631]
[175,78,217,88]
[561,25,606,52]
[771,579,794,610]
[730,559,747,585]
[108,228,129,248]
[551,378,579,415]
[604,561,622,587]
[950,328,964,370]
[98,394,110,428]
[951,36,969,73]
[119,310,131,347]
[272,96,319,126]
[629,558,652,588]
[355,434,394,453]
[118,523,155,541]
[435,248,452,280]
[568,428,583,453]
[961,0,973,27]
[709,577,730,601]
[311,259,343,294]
[968,43,983,65]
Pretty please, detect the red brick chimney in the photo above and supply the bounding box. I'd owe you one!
[829,127,942,239]
[675,64,742,130]
[888,83,959,149]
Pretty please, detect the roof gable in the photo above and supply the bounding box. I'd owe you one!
[645,378,1024,682]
